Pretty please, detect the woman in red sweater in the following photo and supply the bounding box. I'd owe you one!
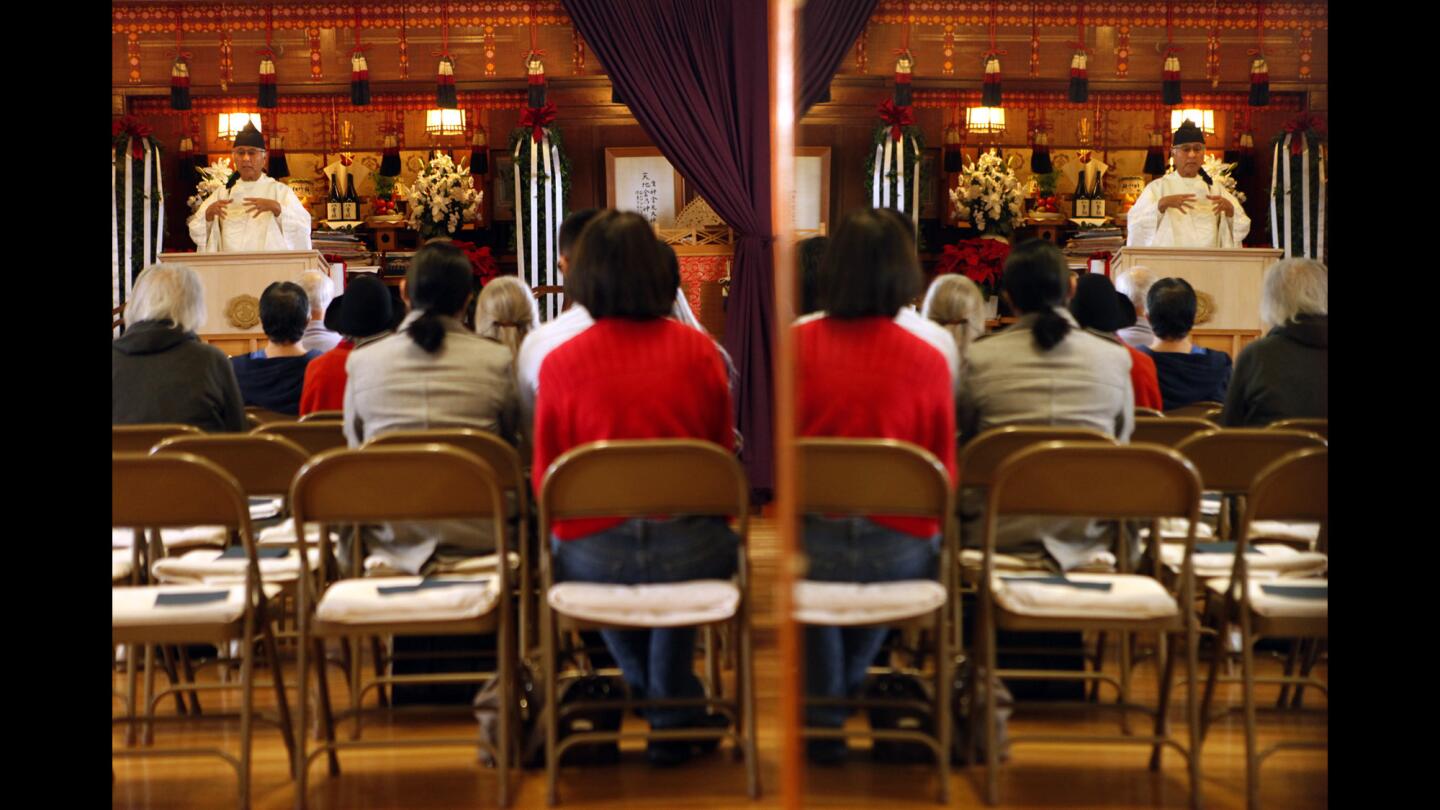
[298,274,393,415]
[532,210,736,767]
[795,209,957,763]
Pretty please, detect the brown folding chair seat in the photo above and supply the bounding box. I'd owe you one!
[112,452,295,810]
[975,442,1205,807]
[1268,417,1327,439]
[793,438,955,803]
[1131,416,1219,448]
[299,410,344,423]
[290,444,515,807]
[538,440,757,804]
[1166,400,1225,419]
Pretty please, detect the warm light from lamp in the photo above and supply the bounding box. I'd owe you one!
[426,108,467,136]
[965,107,1006,134]
[217,113,262,141]
[1170,109,1216,135]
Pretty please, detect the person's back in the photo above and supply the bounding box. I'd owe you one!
[113,320,245,432]
[232,281,321,415]
[1222,258,1329,426]
[300,274,394,415]
[1137,276,1231,410]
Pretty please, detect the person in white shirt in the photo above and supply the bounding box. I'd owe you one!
[1114,266,1157,348]
[1126,120,1250,249]
[297,269,341,354]
[187,122,312,252]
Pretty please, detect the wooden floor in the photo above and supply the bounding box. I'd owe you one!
[114,519,1327,809]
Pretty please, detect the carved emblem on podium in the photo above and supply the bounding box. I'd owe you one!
[225,294,261,329]
[1194,290,1216,325]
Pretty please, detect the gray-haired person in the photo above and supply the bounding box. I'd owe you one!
[1221,258,1328,427]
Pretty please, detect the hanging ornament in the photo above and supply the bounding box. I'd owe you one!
[1030,113,1052,175]
[268,134,290,178]
[510,47,570,323]
[943,108,962,173]
[257,6,278,109]
[1161,1,1182,106]
[470,125,489,176]
[1248,57,1270,107]
[170,57,191,111]
[893,52,915,108]
[177,127,199,192]
[980,2,1005,107]
[527,54,548,109]
[436,56,458,108]
[380,133,401,177]
[350,7,372,106]
[1067,6,1090,103]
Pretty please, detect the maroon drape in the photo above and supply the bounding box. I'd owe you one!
[799,0,879,116]
[565,0,777,499]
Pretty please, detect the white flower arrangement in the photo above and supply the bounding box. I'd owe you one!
[400,152,482,238]
[949,148,1026,238]
[187,159,234,213]
[1167,154,1247,204]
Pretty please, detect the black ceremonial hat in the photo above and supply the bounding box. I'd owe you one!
[1172,119,1205,147]
[233,122,266,150]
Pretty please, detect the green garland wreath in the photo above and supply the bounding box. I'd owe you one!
[863,123,926,250]
[506,125,572,277]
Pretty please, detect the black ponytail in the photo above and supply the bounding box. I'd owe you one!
[1001,240,1072,351]
[405,241,474,354]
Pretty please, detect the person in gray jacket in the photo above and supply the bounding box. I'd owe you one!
[343,241,519,574]
[113,263,245,433]
[1221,258,1327,427]
[957,240,1134,571]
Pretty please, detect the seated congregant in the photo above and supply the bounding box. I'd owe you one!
[1114,266,1157,348]
[1070,273,1164,412]
[533,210,737,768]
[343,241,519,573]
[230,281,321,416]
[921,272,986,380]
[794,209,956,763]
[957,240,1133,571]
[113,263,245,432]
[797,235,829,317]
[474,275,539,361]
[298,274,393,416]
[1221,258,1328,427]
[297,269,342,354]
[1138,277,1232,410]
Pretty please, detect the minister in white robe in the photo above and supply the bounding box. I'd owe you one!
[1127,120,1250,249]
[187,122,312,253]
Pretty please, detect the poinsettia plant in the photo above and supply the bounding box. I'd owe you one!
[450,239,500,287]
[935,237,1011,299]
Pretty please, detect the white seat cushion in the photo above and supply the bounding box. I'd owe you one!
[1139,518,1216,541]
[113,583,282,628]
[993,573,1179,620]
[1200,496,1222,516]
[112,526,229,551]
[363,551,521,578]
[547,580,740,627]
[1162,542,1328,580]
[113,550,135,582]
[1205,577,1328,619]
[1248,520,1321,546]
[151,547,322,584]
[959,548,1116,573]
[257,523,339,547]
[316,576,499,624]
[793,580,946,625]
[249,497,283,521]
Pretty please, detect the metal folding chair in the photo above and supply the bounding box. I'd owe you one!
[255,419,348,457]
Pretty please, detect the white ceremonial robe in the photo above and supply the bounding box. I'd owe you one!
[187,174,312,252]
[1126,173,1250,248]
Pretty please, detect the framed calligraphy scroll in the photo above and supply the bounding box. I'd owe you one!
[793,147,831,232]
[605,147,685,228]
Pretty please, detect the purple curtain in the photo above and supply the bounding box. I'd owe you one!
[799,0,879,116]
[564,0,777,499]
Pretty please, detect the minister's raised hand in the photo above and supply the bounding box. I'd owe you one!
[242,197,283,218]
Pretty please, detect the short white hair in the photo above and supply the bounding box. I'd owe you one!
[922,274,987,360]
[1115,266,1157,313]
[298,270,334,316]
[126,263,207,333]
[1260,258,1327,330]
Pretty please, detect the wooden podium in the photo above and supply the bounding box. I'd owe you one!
[1111,246,1283,358]
[156,250,336,356]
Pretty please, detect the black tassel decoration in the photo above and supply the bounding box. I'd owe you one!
[1143,133,1167,176]
[267,134,289,178]
[470,129,488,175]
[944,123,962,173]
[981,55,1002,107]
[1068,51,1089,103]
[351,50,371,106]
[893,53,914,108]
[1162,54,1182,106]
[1234,131,1256,179]
[178,135,198,191]
[380,134,401,177]
[1030,131,1052,175]
[436,57,457,108]
[170,57,191,110]
[1249,57,1270,106]
[257,54,277,108]
[527,54,547,108]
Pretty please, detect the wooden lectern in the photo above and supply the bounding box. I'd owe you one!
[156,250,337,356]
[1111,246,1283,358]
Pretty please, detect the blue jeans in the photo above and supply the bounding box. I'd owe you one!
[552,516,739,729]
[802,516,940,728]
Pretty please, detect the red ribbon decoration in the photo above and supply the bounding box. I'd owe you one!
[520,102,557,143]
[112,116,155,160]
[877,99,914,141]
[1282,113,1325,154]
[1088,251,1112,278]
